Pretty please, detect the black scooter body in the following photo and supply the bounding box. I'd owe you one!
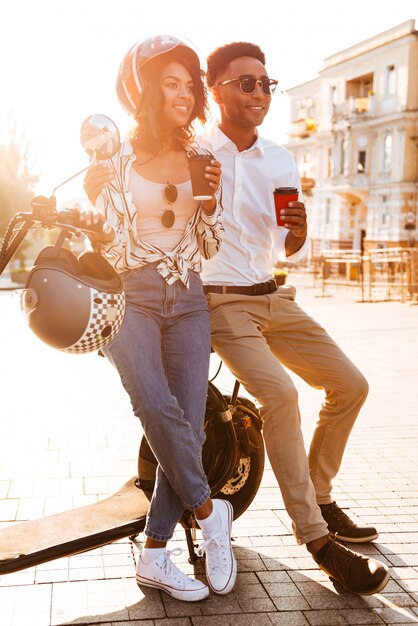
[0,383,264,575]
[0,478,147,575]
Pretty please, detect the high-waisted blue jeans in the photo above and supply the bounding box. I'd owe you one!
[103,265,211,541]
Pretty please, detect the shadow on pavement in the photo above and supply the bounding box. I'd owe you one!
[51,543,413,626]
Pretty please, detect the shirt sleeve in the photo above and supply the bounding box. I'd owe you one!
[273,230,310,264]
[196,184,224,259]
[94,183,125,265]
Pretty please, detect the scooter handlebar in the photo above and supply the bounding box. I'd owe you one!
[55,208,113,236]
[29,196,112,237]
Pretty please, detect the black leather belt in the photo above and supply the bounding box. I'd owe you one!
[203,279,277,296]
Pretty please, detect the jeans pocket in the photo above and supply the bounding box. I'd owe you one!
[193,279,210,312]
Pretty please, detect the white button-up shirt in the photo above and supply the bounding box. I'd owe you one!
[201,126,309,286]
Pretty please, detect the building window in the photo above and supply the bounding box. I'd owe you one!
[327,147,333,177]
[302,151,312,177]
[357,150,367,173]
[297,99,305,119]
[325,198,332,224]
[306,97,314,117]
[380,195,389,225]
[340,138,348,174]
[345,73,374,100]
[383,134,392,172]
[362,79,373,97]
[385,64,396,96]
[296,97,315,120]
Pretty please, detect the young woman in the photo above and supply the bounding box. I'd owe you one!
[82,36,236,601]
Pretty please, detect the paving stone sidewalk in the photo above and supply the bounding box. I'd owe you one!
[0,272,417,626]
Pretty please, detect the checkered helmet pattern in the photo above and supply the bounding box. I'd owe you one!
[66,289,126,354]
[21,248,126,355]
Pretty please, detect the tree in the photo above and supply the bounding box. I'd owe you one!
[0,114,39,236]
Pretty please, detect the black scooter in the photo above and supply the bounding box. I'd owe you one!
[0,115,265,575]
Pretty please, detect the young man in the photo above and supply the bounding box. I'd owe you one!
[201,41,389,595]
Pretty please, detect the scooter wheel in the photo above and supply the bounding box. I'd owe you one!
[137,395,265,522]
[215,396,264,520]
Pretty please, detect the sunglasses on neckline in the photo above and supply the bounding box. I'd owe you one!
[216,76,278,96]
[161,183,178,228]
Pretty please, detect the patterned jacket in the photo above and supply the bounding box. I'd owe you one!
[95,138,224,287]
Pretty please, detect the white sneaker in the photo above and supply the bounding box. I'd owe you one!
[197,499,237,594]
[136,548,209,602]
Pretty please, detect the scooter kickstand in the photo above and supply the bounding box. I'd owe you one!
[184,526,201,563]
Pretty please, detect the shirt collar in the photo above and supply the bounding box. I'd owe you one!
[209,124,265,157]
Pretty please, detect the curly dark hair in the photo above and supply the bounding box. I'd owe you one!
[131,46,208,155]
[206,42,266,89]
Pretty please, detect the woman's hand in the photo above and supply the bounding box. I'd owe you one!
[77,209,115,244]
[202,159,222,216]
[83,164,114,205]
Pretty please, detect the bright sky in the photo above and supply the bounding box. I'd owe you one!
[1,0,417,203]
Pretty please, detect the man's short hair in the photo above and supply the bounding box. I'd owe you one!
[206,42,266,89]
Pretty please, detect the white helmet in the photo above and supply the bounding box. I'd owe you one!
[116,35,201,118]
[21,247,125,354]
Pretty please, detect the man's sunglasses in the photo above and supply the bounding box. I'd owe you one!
[161,183,178,228]
[216,76,278,96]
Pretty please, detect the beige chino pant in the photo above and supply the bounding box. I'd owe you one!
[207,285,369,544]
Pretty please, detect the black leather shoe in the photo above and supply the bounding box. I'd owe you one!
[320,502,378,543]
[313,537,389,595]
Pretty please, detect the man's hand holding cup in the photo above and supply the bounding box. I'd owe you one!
[273,187,307,239]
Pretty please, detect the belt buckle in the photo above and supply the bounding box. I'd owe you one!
[253,282,265,296]
[269,278,278,292]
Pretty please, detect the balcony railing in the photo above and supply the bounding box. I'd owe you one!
[350,173,369,187]
[332,96,374,123]
[289,118,318,138]
[300,177,316,194]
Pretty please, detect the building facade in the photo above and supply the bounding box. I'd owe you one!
[285,20,418,257]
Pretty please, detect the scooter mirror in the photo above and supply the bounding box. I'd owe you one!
[80,114,120,161]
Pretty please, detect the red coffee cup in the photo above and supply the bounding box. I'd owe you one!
[273,187,299,227]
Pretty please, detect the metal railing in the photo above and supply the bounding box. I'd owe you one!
[289,118,318,138]
[332,96,374,122]
[317,247,418,302]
